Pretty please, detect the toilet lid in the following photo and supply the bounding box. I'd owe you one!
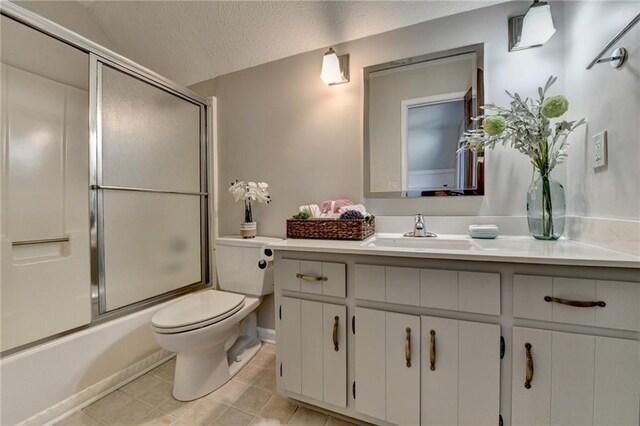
[152,290,245,331]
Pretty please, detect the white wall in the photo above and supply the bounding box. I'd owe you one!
[190,1,568,238]
[563,1,640,221]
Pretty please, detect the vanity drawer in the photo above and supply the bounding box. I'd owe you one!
[277,259,346,297]
[513,275,640,331]
[355,264,500,315]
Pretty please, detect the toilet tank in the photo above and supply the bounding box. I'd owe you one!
[215,236,282,296]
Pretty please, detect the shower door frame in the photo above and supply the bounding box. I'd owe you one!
[89,55,210,320]
[1,2,211,327]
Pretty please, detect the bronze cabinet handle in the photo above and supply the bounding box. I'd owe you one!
[524,343,534,389]
[544,296,606,307]
[429,330,436,371]
[296,273,328,282]
[332,316,339,351]
[405,327,412,367]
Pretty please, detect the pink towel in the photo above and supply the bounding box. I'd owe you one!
[321,199,353,214]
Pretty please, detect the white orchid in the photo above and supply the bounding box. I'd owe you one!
[228,180,271,204]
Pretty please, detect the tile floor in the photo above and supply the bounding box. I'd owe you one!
[56,344,358,426]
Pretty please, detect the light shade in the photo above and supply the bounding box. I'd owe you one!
[517,1,555,48]
[320,48,349,85]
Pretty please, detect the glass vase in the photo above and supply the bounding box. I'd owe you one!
[244,199,253,223]
[240,199,257,238]
[527,174,565,240]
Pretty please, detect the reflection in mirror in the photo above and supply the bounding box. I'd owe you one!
[365,44,484,197]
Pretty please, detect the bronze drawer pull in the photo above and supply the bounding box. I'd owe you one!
[405,327,412,367]
[429,330,436,371]
[332,316,339,351]
[544,296,606,308]
[524,343,534,389]
[296,273,328,282]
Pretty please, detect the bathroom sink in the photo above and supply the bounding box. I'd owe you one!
[365,235,482,251]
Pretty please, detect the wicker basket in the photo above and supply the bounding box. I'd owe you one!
[286,216,375,241]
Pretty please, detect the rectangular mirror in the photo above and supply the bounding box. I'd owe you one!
[364,44,484,197]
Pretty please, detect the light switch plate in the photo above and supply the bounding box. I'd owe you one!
[593,130,607,169]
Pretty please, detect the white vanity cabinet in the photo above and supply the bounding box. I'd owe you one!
[511,327,639,426]
[273,248,639,426]
[279,297,348,408]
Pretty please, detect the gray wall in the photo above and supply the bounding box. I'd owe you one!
[190,1,568,328]
[190,1,567,238]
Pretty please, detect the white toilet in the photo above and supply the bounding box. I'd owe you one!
[151,236,281,401]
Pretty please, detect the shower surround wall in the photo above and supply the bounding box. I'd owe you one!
[1,4,211,424]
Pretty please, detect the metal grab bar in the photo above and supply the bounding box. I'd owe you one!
[586,13,640,70]
[91,184,207,197]
[12,237,69,246]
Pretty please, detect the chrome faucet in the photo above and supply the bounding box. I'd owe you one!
[404,214,437,238]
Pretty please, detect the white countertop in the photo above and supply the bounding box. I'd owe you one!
[268,233,640,269]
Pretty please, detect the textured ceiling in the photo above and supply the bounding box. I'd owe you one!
[20,1,504,86]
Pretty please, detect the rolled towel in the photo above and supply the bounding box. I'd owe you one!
[309,204,321,218]
[298,204,322,218]
[321,199,353,214]
[338,204,368,216]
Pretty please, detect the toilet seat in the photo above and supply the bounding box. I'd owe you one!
[152,290,245,334]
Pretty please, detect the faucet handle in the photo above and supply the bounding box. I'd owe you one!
[414,213,424,223]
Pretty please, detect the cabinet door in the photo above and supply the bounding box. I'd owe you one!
[355,308,386,421]
[422,317,500,426]
[512,327,552,426]
[323,303,347,408]
[386,312,420,426]
[421,316,459,425]
[355,308,420,425]
[280,297,301,394]
[512,327,639,426]
[281,298,347,408]
[301,300,323,400]
[458,321,500,425]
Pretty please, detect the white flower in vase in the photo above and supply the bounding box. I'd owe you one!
[228,179,271,238]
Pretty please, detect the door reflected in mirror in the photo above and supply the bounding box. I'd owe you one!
[365,44,484,198]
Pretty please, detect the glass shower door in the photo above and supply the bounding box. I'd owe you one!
[93,58,208,313]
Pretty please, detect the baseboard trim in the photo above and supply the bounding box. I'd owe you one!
[27,350,174,426]
[257,327,276,344]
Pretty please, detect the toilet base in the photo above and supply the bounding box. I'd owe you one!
[173,336,262,401]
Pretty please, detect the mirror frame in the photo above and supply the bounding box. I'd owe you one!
[363,43,485,198]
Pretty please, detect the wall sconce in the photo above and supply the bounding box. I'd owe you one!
[320,47,350,85]
[508,0,556,52]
